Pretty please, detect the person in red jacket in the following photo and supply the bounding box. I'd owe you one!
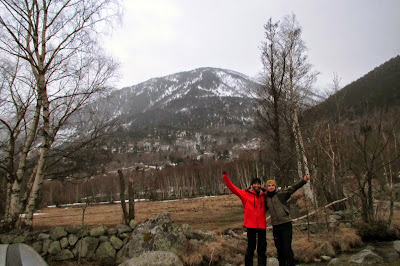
[222,172,266,266]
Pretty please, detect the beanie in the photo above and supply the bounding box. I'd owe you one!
[251,177,262,185]
[266,179,277,186]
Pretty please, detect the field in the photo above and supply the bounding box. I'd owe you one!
[34,194,400,265]
[33,194,245,232]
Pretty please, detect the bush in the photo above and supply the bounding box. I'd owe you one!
[356,220,400,241]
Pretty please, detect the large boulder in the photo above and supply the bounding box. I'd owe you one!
[117,213,186,263]
[119,251,183,266]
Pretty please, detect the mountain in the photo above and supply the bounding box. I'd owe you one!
[307,56,400,122]
[91,67,262,163]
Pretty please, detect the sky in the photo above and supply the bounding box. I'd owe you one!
[103,0,400,92]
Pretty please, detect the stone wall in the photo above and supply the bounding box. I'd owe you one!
[0,214,187,264]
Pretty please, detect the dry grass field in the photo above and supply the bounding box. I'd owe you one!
[33,194,245,232]
[34,194,400,265]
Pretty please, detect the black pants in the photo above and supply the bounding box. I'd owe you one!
[273,222,295,266]
[245,228,266,266]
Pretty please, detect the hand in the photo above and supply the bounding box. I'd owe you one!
[223,171,227,175]
[304,174,310,182]
[223,172,228,178]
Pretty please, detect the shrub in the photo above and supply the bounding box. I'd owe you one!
[356,220,400,241]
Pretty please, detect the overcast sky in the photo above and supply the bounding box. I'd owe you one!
[104,0,400,91]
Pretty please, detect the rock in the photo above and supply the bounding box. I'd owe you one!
[107,228,117,235]
[181,224,193,239]
[37,233,50,241]
[65,225,81,234]
[12,235,25,243]
[328,214,341,224]
[119,251,183,266]
[72,247,78,257]
[328,258,344,265]
[320,255,332,262]
[1,235,15,244]
[60,237,69,249]
[99,235,109,242]
[42,239,52,255]
[55,249,74,261]
[77,227,90,238]
[32,241,43,254]
[117,224,132,234]
[351,248,383,264]
[117,213,186,262]
[334,210,343,216]
[95,241,116,259]
[90,226,106,237]
[374,242,400,262]
[129,220,138,229]
[394,240,400,253]
[192,229,216,242]
[266,258,279,266]
[110,235,123,250]
[50,226,67,240]
[119,233,130,239]
[68,234,78,246]
[48,241,62,255]
[77,236,99,258]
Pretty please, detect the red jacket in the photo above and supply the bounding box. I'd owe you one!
[223,173,266,229]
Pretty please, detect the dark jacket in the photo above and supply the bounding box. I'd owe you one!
[223,173,266,229]
[265,180,307,226]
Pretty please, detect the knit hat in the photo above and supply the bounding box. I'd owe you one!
[251,177,262,185]
[266,179,277,186]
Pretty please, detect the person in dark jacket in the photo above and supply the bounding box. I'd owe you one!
[265,174,310,266]
[222,172,266,266]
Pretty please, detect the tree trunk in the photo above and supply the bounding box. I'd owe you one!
[118,169,129,225]
[292,107,316,206]
[128,176,135,221]
[22,84,50,228]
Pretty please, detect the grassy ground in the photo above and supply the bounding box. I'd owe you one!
[36,194,399,265]
[33,194,245,232]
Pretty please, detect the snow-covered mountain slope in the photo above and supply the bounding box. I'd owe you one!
[94,67,261,131]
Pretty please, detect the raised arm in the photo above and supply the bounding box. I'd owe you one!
[222,172,245,198]
[285,174,310,198]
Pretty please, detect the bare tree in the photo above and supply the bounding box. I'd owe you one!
[349,109,400,223]
[257,18,289,180]
[257,14,317,203]
[281,14,318,204]
[0,0,120,229]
